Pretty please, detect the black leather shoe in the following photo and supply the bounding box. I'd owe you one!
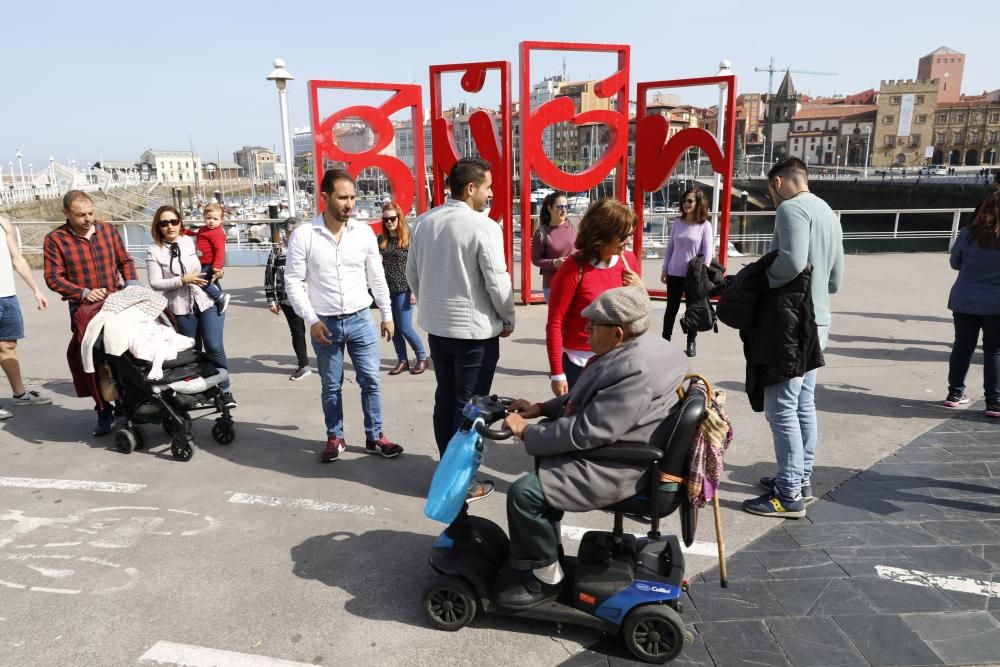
[686,339,696,358]
[495,569,565,609]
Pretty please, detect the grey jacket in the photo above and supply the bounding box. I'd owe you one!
[406,199,515,339]
[525,332,689,512]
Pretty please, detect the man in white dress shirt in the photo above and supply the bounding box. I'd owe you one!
[284,169,403,462]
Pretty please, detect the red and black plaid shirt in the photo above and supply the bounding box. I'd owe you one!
[43,221,138,304]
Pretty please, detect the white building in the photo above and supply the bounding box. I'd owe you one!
[139,149,202,183]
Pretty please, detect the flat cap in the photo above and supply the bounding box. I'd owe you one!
[581,286,650,326]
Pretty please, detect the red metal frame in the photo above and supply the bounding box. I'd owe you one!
[428,61,513,281]
[519,41,630,304]
[308,80,427,233]
[633,75,737,299]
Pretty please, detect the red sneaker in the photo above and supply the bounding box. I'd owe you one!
[365,433,403,458]
[321,436,347,463]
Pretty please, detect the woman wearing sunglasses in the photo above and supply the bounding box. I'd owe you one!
[531,191,578,302]
[377,202,428,375]
[146,206,236,407]
[660,188,713,358]
[546,198,642,396]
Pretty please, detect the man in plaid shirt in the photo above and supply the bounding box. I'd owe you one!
[43,190,138,435]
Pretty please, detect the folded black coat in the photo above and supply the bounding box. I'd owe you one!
[717,251,824,411]
[679,255,726,335]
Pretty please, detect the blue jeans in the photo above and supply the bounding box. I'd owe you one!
[311,311,383,440]
[200,264,223,302]
[764,325,829,499]
[389,291,426,363]
[949,312,1000,403]
[175,304,230,390]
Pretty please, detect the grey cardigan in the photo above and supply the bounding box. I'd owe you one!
[406,199,515,339]
[525,332,689,512]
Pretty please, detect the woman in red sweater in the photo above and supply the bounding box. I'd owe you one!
[546,198,642,396]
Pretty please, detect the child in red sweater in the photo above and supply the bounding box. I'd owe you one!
[186,203,230,314]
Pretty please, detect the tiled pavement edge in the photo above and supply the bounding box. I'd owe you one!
[565,403,1000,666]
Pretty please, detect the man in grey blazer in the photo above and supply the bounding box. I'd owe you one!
[498,287,689,609]
[407,157,516,501]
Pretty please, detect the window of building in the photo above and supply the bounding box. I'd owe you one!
[956,112,964,122]
[970,131,980,144]
[884,135,895,147]
[916,96,925,105]
[890,96,900,105]
[936,132,945,144]
[910,135,921,147]
[883,115,895,125]
[953,131,963,144]
[973,113,984,124]
[916,115,927,124]
[938,112,948,123]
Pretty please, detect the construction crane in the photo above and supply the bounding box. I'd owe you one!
[754,57,838,168]
[755,56,838,103]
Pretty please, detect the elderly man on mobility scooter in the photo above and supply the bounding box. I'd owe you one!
[499,286,689,609]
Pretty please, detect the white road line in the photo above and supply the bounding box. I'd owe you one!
[561,525,720,558]
[876,565,999,598]
[227,492,377,516]
[30,586,80,595]
[138,640,320,666]
[0,477,145,494]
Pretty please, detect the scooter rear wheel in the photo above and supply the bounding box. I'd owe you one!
[621,604,687,664]
[422,575,477,631]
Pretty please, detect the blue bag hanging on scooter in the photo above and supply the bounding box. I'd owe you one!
[424,403,486,524]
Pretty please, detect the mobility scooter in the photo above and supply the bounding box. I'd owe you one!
[422,386,707,664]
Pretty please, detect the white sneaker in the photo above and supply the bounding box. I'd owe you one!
[12,390,52,406]
[0,407,11,420]
[216,293,231,315]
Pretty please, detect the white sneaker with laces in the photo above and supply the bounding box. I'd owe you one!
[12,390,52,406]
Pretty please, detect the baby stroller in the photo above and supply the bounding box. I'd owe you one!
[93,325,236,462]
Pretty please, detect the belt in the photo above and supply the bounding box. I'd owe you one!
[322,308,365,321]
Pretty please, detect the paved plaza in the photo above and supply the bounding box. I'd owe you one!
[1,253,998,666]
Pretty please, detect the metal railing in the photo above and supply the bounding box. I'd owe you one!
[12,207,977,266]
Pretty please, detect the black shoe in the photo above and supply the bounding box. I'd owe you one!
[759,476,815,505]
[93,408,115,436]
[685,339,696,357]
[495,569,565,609]
[220,392,237,408]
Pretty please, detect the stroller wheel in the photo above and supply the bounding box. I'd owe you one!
[132,426,148,451]
[211,421,236,445]
[170,437,195,462]
[114,429,136,454]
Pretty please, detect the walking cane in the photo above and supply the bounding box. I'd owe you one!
[713,494,728,587]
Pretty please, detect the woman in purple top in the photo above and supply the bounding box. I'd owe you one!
[531,191,578,302]
[659,188,713,357]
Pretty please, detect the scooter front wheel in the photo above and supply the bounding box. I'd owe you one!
[422,575,478,631]
[621,604,688,664]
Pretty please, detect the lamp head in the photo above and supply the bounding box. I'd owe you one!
[267,58,294,91]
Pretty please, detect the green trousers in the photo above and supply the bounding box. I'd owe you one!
[507,473,565,569]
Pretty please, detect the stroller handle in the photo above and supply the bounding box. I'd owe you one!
[473,395,515,440]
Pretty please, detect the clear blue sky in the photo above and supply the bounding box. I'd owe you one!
[4,0,998,168]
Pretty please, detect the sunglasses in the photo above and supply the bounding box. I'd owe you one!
[683,198,697,204]
[158,219,181,228]
[382,215,399,223]
[555,204,569,211]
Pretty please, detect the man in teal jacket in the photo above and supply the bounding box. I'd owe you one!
[744,157,844,519]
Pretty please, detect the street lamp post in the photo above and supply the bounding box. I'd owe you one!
[863,126,871,178]
[267,58,297,218]
[711,60,732,245]
[16,149,25,189]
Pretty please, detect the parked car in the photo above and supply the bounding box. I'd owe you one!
[919,165,948,176]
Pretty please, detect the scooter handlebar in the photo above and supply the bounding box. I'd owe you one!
[474,419,514,441]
